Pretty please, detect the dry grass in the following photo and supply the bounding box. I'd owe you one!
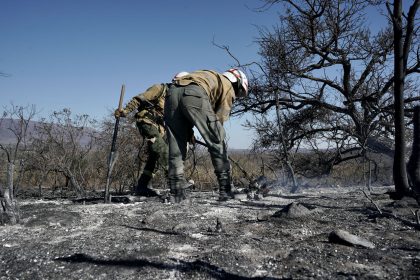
[1,147,394,197]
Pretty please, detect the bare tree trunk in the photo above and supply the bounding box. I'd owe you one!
[368,159,372,192]
[275,92,298,193]
[2,163,19,224]
[7,163,14,203]
[392,0,410,198]
[363,152,373,192]
[38,183,42,198]
[14,159,25,197]
[0,170,5,224]
[363,156,372,192]
[363,156,367,189]
[407,106,420,201]
[37,172,49,198]
[65,168,85,198]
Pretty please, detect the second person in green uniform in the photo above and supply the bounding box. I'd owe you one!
[115,72,189,196]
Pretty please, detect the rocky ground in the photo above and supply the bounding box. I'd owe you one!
[1,185,419,279]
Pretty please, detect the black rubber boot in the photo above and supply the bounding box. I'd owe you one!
[218,173,235,202]
[169,177,189,203]
[134,174,158,197]
[169,189,187,203]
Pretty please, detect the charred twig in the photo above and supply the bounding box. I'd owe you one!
[363,190,420,230]
[263,162,279,180]
[363,190,382,214]
[228,156,253,183]
[186,144,198,180]
[194,139,254,184]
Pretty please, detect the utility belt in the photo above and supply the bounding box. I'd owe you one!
[135,110,163,125]
[136,117,165,136]
[166,83,205,98]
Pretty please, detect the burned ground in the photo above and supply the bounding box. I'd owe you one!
[1,186,419,279]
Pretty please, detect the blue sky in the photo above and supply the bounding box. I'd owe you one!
[0,0,281,149]
[0,0,392,149]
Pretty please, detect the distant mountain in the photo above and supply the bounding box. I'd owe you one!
[0,118,97,146]
[0,118,38,144]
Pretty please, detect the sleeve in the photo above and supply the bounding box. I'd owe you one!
[141,84,166,103]
[215,95,234,124]
[123,84,165,113]
[123,95,142,114]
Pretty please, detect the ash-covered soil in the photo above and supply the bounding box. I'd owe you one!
[1,186,419,280]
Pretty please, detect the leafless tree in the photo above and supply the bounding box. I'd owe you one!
[28,109,97,198]
[0,104,37,224]
[386,0,419,198]
[233,0,420,178]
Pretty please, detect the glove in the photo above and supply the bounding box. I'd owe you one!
[114,109,127,118]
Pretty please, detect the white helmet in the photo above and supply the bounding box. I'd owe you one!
[172,71,189,81]
[222,68,248,97]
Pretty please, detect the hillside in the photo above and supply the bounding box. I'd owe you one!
[0,118,37,144]
[0,118,96,147]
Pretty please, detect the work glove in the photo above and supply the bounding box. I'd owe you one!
[114,109,127,118]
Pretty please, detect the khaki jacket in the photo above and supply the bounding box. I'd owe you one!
[124,83,168,135]
[173,70,235,123]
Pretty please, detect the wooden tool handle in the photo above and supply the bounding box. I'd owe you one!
[118,84,125,110]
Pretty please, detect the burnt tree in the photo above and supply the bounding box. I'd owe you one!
[232,0,420,177]
[387,0,419,198]
[29,109,97,198]
[407,106,420,201]
[0,104,37,224]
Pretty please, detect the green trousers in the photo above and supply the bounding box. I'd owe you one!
[136,122,168,180]
[164,84,230,184]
